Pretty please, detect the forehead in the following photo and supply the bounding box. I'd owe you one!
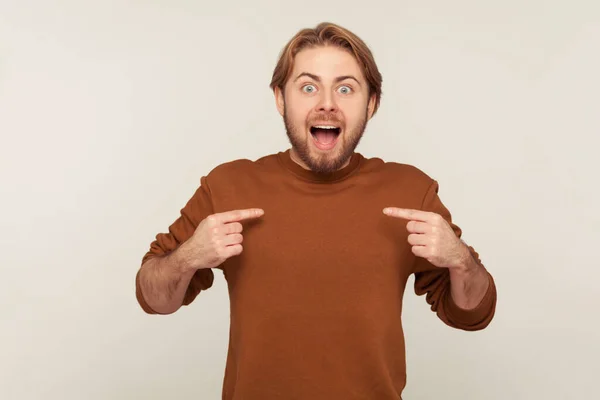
[291,45,365,82]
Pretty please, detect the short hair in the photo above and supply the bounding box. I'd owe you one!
[270,22,383,115]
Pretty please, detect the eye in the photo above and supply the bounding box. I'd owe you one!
[337,85,352,95]
[302,84,317,93]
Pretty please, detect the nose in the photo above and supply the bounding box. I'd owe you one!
[316,90,338,113]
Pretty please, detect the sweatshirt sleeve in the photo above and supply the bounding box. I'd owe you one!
[135,175,216,314]
[411,180,497,331]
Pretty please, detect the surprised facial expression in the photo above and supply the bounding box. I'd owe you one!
[276,45,376,174]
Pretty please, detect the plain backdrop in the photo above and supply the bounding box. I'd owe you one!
[1,1,598,399]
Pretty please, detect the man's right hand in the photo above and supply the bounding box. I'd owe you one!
[180,208,265,270]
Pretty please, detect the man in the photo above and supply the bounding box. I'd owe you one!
[136,22,496,399]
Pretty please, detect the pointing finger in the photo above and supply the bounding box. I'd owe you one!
[383,207,433,222]
[215,208,265,224]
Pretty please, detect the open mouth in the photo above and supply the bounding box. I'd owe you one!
[310,125,341,150]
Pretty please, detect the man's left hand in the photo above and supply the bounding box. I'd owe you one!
[383,207,469,270]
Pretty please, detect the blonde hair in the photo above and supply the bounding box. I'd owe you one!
[270,22,383,115]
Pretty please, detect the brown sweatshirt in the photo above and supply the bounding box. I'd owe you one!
[136,149,497,399]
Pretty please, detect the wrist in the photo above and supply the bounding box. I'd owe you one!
[171,242,197,273]
[450,242,479,275]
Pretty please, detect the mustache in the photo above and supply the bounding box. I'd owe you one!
[308,113,344,125]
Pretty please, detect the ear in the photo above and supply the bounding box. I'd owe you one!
[274,86,285,117]
[367,93,377,120]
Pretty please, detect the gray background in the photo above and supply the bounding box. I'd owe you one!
[1,0,598,399]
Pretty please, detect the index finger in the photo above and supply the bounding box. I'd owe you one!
[216,208,265,223]
[383,207,433,222]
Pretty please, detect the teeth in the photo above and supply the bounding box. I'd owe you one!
[314,125,338,129]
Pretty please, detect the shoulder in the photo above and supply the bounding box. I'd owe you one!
[358,154,440,208]
[360,153,435,186]
[203,152,279,183]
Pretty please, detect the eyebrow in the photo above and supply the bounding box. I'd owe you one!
[293,72,362,86]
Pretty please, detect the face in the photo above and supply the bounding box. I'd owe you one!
[275,45,376,174]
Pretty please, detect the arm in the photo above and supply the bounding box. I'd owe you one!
[448,240,491,310]
[135,176,215,315]
[136,242,211,315]
[135,174,264,315]
[413,247,496,331]
[385,180,497,331]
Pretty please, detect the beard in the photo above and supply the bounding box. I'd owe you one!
[283,106,369,175]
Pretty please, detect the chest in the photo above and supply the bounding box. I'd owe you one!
[220,191,415,314]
